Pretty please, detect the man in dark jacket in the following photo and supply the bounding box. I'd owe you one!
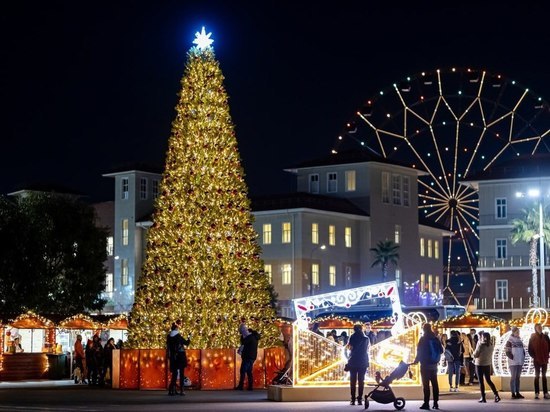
[528,323,550,399]
[414,323,443,410]
[236,322,261,391]
[347,324,370,405]
[167,322,191,396]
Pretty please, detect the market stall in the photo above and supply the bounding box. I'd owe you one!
[57,314,101,380]
[0,311,56,380]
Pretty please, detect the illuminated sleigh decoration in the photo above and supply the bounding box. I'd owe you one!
[291,282,421,387]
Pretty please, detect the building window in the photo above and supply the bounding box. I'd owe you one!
[121,177,129,200]
[311,223,319,244]
[282,264,292,285]
[105,273,113,293]
[107,236,114,256]
[329,225,336,246]
[395,268,401,286]
[262,224,272,245]
[152,180,160,199]
[428,274,433,292]
[327,172,337,193]
[392,174,402,205]
[427,239,432,258]
[420,237,425,257]
[140,177,148,200]
[496,238,507,259]
[121,259,129,286]
[309,174,319,194]
[420,273,425,291]
[434,241,439,259]
[496,198,507,219]
[264,264,272,284]
[282,222,292,243]
[381,172,390,204]
[345,227,352,248]
[435,275,440,293]
[345,266,352,288]
[403,176,410,207]
[394,225,401,244]
[122,219,129,246]
[311,263,320,286]
[329,265,336,287]
[345,170,356,192]
[496,279,508,302]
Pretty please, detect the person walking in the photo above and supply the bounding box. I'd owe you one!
[473,332,500,403]
[445,330,464,392]
[414,323,443,410]
[528,323,550,399]
[235,322,261,391]
[461,332,474,385]
[506,326,526,399]
[346,324,370,406]
[167,322,191,396]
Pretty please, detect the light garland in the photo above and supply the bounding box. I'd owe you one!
[9,311,54,328]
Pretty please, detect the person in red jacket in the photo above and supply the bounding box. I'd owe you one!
[528,323,550,399]
[74,334,87,384]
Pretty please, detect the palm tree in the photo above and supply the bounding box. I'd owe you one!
[370,239,400,281]
[510,206,550,307]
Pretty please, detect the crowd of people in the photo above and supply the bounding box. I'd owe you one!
[415,322,550,410]
[73,334,120,386]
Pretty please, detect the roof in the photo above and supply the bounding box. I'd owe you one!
[7,183,85,197]
[285,148,423,173]
[251,192,369,216]
[461,153,550,183]
[103,162,163,177]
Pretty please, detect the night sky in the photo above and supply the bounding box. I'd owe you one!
[2,1,550,202]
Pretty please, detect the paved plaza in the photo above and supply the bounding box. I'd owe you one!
[1,381,550,412]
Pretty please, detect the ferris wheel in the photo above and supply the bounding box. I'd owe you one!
[334,68,550,306]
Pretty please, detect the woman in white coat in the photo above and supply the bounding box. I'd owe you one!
[505,326,526,399]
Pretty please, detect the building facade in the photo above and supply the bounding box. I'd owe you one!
[99,151,448,316]
[462,155,550,318]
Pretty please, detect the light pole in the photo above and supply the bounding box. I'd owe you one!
[309,244,326,296]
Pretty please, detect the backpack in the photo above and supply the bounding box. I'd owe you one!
[427,337,443,364]
[444,348,454,362]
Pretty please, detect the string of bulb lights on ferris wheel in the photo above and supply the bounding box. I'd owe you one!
[334,68,550,306]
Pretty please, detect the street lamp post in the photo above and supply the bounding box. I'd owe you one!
[309,244,326,296]
[538,200,546,308]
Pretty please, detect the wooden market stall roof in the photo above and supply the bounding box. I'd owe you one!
[8,311,54,329]
[58,314,98,329]
[104,314,128,330]
[434,312,507,329]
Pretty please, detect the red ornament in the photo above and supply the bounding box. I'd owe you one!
[145,298,151,304]
[196,298,203,305]
[164,302,172,308]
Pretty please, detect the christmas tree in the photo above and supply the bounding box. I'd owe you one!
[127,28,279,349]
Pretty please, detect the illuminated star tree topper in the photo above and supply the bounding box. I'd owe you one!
[193,26,214,50]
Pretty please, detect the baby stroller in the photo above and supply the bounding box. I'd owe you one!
[271,359,293,385]
[364,361,411,410]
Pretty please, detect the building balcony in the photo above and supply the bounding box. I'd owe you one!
[477,255,549,270]
[473,296,549,312]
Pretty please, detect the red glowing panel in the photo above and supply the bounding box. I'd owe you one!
[200,348,235,390]
[264,347,286,385]
[119,349,140,389]
[183,349,201,389]
[139,349,167,389]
